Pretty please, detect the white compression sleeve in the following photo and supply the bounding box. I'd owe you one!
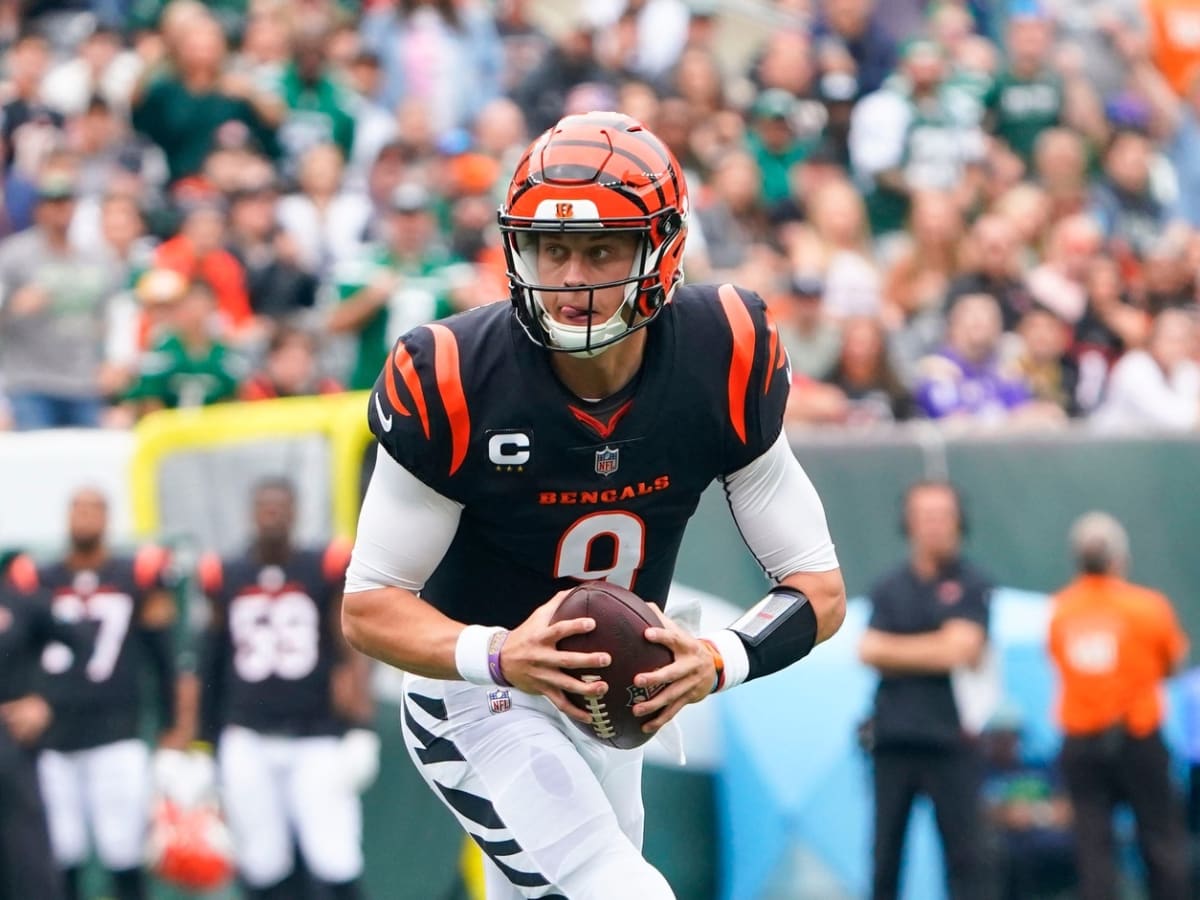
[722,431,839,580]
[343,450,464,595]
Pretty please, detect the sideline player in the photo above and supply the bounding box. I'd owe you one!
[196,478,372,900]
[342,111,847,899]
[34,488,181,900]
[0,549,84,900]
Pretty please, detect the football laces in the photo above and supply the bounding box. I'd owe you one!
[581,674,615,739]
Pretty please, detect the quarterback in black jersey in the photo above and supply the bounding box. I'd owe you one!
[34,488,180,900]
[343,112,846,899]
[197,478,372,900]
[0,551,79,900]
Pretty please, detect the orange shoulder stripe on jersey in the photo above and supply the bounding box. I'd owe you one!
[717,283,756,444]
[383,355,412,419]
[323,536,353,584]
[393,341,430,439]
[764,316,780,396]
[428,324,471,476]
[196,552,222,595]
[134,544,170,591]
[8,554,38,592]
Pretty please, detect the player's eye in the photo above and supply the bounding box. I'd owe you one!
[588,246,612,263]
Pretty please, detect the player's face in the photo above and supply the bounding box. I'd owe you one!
[905,486,961,562]
[253,488,294,543]
[68,490,107,549]
[535,231,640,327]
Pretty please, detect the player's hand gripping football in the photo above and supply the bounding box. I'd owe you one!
[500,592,611,725]
[630,615,718,734]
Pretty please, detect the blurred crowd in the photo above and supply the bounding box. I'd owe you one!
[1,0,1200,432]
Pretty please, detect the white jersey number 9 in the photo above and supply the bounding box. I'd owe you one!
[553,511,646,590]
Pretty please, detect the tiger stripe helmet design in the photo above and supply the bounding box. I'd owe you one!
[498,112,689,356]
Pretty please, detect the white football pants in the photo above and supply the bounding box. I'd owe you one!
[400,674,675,900]
[217,726,363,887]
[38,739,150,870]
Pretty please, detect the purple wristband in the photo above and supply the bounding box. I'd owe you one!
[487,629,513,687]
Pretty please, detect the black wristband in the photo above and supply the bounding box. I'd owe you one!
[728,587,818,682]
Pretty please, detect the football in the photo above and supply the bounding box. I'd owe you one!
[552,581,674,749]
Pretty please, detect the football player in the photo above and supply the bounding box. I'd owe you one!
[342,111,847,899]
[196,478,372,900]
[0,549,84,900]
[33,488,182,900]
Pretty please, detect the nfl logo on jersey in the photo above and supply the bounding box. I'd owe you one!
[487,689,512,714]
[594,447,620,477]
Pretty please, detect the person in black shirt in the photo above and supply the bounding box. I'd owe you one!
[0,550,81,900]
[859,480,993,900]
[197,478,371,900]
[34,488,180,900]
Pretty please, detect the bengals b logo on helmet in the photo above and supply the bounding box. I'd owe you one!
[498,111,690,353]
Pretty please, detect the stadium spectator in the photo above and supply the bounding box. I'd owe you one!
[1049,511,1190,900]
[1141,229,1196,314]
[945,214,1035,332]
[1092,308,1200,431]
[777,273,843,385]
[1027,213,1103,324]
[494,0,551,95]
[276,142,370,279]
[153,200,255,338]
[668,43,727,121]
[40,24,143,117]
[785,176,881,320]
[361,0,502,137]
[883,190,963,327]
[693,149,772,279]
[510,12,616,135]
[859,480,993,900]
[913,293,1034,424]
[240,326,342,401]
[271,24,357,178]
[1031,126,1091,222]
[1072,256,1147,414]
[746,88,816,209]
[34,488,182,900]
[131,14,279,186]
[824,314,914,425]
[226,178,318,322]
[123,279,245,415]
[1090,128,1173,267]
[0,159,120,430]
[849,37,985,239]
[327,182,471,391]
[984,8,1106,168]
[196,479,372,900]
[814,0,897,98]
[1,33,66,232]
[1012,304,1079,417]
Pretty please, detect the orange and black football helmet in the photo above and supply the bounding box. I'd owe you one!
[498,112,689,356]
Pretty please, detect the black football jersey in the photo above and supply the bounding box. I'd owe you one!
[35,549,172,751]
[199,542,351,738]
[0,554,84,706]
[368,283,789,628]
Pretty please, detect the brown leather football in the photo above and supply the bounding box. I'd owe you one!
[551,581,674,749]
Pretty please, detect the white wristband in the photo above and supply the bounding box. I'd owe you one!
[700,629,750,692]
[455,625,507,685]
